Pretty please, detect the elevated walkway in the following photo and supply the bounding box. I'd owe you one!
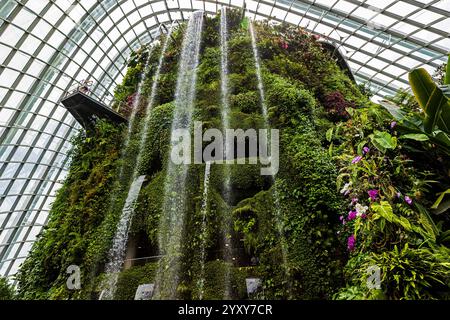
[60,84,127,129]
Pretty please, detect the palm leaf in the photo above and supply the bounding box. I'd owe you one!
[423,87,450,133]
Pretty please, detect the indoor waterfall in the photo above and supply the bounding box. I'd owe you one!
[154,11,204,300]
[122,51,152,159]
[219,6,234,300]
[10,3,447,303]
[98,24,174,300]
[88,51,152,294]
[135,22,175,172]
[249,21,268,120]
[100,175,146,300]
[249,20,290,294]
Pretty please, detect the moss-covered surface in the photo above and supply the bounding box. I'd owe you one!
[114,263,158,300]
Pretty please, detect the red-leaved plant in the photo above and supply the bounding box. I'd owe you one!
[322,91,355,121]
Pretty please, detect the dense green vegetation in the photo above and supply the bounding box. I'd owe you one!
[331,54,450,299]
[15,120,126,299]
[15,9,450,300]
[0,277,15,300]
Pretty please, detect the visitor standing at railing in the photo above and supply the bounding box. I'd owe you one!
[78,79,92,94]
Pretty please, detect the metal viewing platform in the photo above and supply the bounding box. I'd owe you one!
[60,81,127,129]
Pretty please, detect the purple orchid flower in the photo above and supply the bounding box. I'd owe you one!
[347,235,356,251]
[368,189,379,201]
[347,211,357,221]
[405,196,413,205]
[352,156,363,164]
[390,121,397,129]
[362,147,370,155]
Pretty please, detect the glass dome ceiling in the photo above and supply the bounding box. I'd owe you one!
[0,0,449,278]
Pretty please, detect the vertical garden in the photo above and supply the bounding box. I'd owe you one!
[10,9,450,300]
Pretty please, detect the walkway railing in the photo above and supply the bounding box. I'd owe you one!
[63,80,126,112]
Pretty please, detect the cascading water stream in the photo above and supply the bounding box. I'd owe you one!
[99,25,174,300]
[100,175,146,300]
[154,11,204,300]
[90,51,151,294]
[105,49,152,212]
[220,7,231,158]
[249,20,291,296]
[249,21,268,121]
[122,52,152,157]
[134,23,175,174]
[219,7,233,300]
[198,161,212,300]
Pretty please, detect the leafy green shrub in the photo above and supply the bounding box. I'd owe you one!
[265,73,316,126]
[0,277,15,300]
[368,245,450,299]
[230,91,259,113]
[337,245,450,300]
[132,171,165,243]
[16,120,125,299]
[137,102,174,176]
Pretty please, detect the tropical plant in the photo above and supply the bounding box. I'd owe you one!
[339,244,450,300]
[409,61,450,135]
[364,244,450,300]
[322,90,355,121]
[370,131,397,153]
[383,55,450,155]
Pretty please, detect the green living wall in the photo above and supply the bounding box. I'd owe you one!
[15,9,450,300]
